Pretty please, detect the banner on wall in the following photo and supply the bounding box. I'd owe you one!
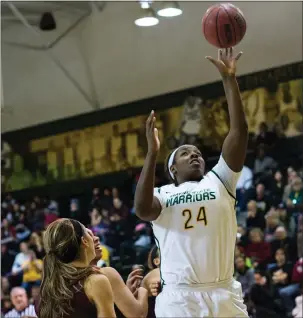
[2,71,302,192]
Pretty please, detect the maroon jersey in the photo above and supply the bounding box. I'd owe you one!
[35,280,97,318]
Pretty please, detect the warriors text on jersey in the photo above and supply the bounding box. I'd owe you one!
[152,155,240,285]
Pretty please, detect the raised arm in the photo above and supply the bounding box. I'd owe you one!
[102,267,148,318]
[134,111,162,221]
[206,48,248,172]
[85,274,117,318]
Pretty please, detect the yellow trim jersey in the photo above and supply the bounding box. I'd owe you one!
[152,155,240,286]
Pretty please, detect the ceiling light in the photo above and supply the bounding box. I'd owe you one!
[135,1,159,27]
[157,1,182,17]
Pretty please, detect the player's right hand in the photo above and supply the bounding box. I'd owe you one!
[149,281,161,297]
[146,110,160,154]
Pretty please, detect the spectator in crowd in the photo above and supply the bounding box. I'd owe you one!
[276,203,296,238]
[269,248,294,292]
[11,242,31,276]
[28,232,45,259]
[234,255,255,298]
[21,249,42,293]
[1,219,15,245]
[90,187,102,209]
[44,207,58,228]
[246,200,266,230]
[1,244,15,276]
[271,226,297,262]
[283,169,299,203]
[236,165,253,212]
[264,210,281,243]
[90,207,102,227]
[249,270,285,318]
[4,287,36,318]
[29,285,40,306]
[287,177,303,220]
[269,170,285,206]
[15,224,31,243]
[100,187,113,211]
[253,183,272,215]
[244,228,271,269]
[279,257,303,315]
[254,145,277,179]
[90,208,111,245]
[110,198,129,222]
[69,199,80,220]
[235,245,252,268]
[134,223,152,264]
[236,225,250,250]
[1,277,10,298]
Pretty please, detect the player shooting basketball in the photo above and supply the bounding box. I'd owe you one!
[135,47,249,317]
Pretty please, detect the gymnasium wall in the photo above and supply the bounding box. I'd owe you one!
[2,62,303,197]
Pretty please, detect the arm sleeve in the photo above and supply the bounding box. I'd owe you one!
[212,155,242,197]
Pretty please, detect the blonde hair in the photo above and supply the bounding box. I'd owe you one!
[39,219,96,318]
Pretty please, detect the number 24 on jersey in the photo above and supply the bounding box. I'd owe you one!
[182,207,207,230]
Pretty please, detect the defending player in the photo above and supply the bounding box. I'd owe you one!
[135,48,249,317]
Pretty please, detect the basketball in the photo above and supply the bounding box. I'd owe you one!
[202,3,246,48]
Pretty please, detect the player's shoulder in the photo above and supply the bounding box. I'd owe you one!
[154,183,176,195]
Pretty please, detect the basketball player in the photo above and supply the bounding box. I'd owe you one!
[36,219,148,318]
[135,48,249,317]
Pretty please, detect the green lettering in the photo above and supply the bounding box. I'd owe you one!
[196,193,203,201]
[166,197,173,208]
[178,195,185,204]
[185,194,192,203]
[203,192,210,200]
[172,196,179,206]
[209,191,216,200]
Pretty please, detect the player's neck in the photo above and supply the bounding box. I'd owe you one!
[176,176,203,185]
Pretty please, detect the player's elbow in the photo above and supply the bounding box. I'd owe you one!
[135,196,161,221]
[230,124,248,142]
[135,206,154,222]
[132,306,147,318]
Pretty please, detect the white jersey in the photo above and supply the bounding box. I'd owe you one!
[152,155,240,286]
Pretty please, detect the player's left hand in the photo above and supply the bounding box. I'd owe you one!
[126,268,144,296]
[206,47,243,77]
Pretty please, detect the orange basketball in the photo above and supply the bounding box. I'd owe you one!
[202,3,246,48]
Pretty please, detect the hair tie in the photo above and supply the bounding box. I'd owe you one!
[48,249,56,256]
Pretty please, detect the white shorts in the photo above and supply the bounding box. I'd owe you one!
[155,278,248,318]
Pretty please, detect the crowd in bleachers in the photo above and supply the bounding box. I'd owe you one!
[1,122,303,318]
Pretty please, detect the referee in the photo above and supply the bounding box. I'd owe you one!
[4,287,36,318]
